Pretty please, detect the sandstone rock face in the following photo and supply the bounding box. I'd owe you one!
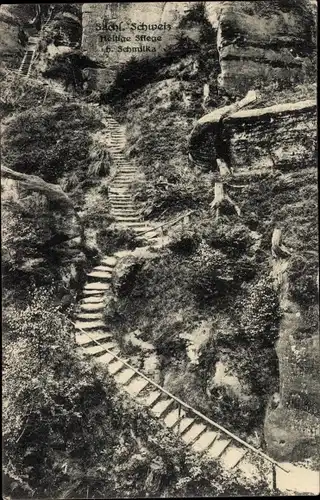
[1,180,86,294]
[217,0,316,96]
[0,6,23,69]
[264,259,319,461]
[81,2,206,89]
[224,100,317,173]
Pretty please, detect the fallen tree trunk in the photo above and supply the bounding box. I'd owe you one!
[1,166,74,209]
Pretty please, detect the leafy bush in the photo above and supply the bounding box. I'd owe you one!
[168,227,201,255]
[288,254,318,307]
[0,69,67,120]
[96,226,140,255]
[2,103,103,183]
[3,291,272,498]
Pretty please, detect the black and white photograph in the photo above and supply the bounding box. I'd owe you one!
[1,1,318,498]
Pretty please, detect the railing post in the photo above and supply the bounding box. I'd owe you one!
[272,464,277,493]
[177,403,181,434]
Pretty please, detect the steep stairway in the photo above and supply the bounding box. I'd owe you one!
[18,36,39,77]
[101,115,160,242]
[71,112,296,494]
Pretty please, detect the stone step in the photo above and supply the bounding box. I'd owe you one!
[206,436,231,459]
[219,446,248,470]
[114,367,136,385]
[76,312,104,320]
[100,256,117,266]
[124,377,150,396]
[192,430,218,453]
[173,417,195,435]
[84,341,117,356]
[163,408,186,428]
[75,330,112,346]
[84,282,110,290]
[181,423,207,445]
[87,271,112,279]
[81,296,105,304]
[151,398,174,418]
[74,319,106,330]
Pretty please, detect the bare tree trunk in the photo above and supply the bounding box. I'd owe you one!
[271,228,291,259]
[217,158,231,177]
[210,181,241,219]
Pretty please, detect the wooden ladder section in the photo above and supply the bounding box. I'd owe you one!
[73,111,288,492]
[18,36,39,77]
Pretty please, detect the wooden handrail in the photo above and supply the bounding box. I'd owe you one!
[72,322,289,474]
[137,210,195,237]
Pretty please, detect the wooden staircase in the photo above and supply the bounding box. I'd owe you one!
[73,111,289,492]
[18,36,39,77]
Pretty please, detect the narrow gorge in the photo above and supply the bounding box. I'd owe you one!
[1,2,318,498]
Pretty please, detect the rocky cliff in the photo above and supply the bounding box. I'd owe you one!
[217,0,316,96]
[80,1,316,94]
[224,99,316,173]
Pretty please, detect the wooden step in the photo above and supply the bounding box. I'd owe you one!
[219,446,248,470]
[181,423,206,445]
[95,351,118,364]
[108,359,126,375]
[114,367,136,385]
[143,390,162,407]
[84,282,110,290]
[84,341,117,356]
[192,430,218,453]
[87,271,112,279]
[173,417,195,435]
[92,265,114,273]
[81,296,105,304]
[114,216,141,222]
[206,436,231,459]
[100,256,117,267]
[83,289,106,296]
[124,377,150,396]
[75,331,112,346]
[76,311,104,320]
[74,320,106,330]
[151,398,174,418]
[163,408,186,428]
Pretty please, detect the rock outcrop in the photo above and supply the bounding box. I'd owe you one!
[0,6,24,69]
[217,0,316,96]
[224,99,317,173]
[264,243,319,462]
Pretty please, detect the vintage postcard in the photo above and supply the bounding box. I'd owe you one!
[1,1,318,498]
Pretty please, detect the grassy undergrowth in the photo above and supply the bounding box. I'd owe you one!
[107,213,280,438]
[3,290,273,498]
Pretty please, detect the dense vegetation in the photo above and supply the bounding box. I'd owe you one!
[2,0,318,496]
